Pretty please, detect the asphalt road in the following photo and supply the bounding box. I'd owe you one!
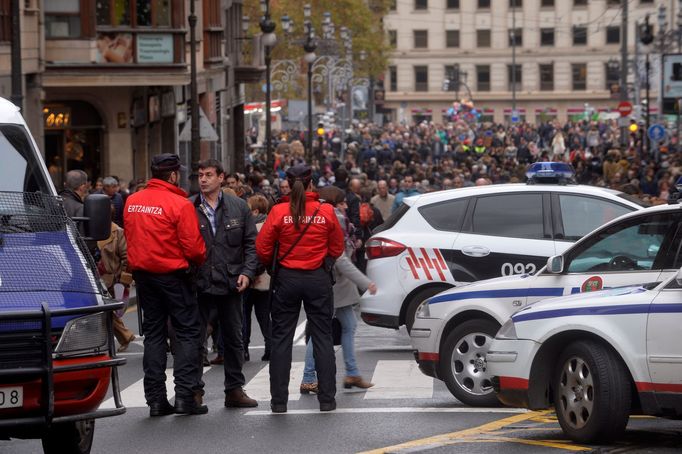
[2,306,681,454]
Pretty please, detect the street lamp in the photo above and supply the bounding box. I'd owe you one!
[259,0,277,177]
[640,14,654,156]
[303,17,318,164]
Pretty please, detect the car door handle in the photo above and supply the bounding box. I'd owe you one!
[461,246,490,257]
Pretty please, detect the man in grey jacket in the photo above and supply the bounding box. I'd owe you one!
[192,159,259,408]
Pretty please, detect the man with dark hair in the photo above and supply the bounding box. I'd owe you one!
[59,169,89,218]
[124,153,208,416]
[192,159,259,408]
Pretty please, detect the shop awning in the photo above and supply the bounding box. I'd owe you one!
[179,107,219,142]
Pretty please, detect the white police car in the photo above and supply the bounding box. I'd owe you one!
[361,162,645,331]
[487,267,682,443]
[410,202,682,406]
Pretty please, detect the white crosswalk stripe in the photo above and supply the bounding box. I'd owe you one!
[245,361,305,402]
[100,367,210,409]
[364,360,434,400]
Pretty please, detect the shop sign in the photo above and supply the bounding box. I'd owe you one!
[137,34,174,64]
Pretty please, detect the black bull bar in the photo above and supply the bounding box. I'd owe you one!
[0,302,127,430]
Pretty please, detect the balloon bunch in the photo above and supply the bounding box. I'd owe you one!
[446,100,481,124]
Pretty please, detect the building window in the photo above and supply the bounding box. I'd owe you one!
[509,28,522,47]
[540,28,554,46]
[413,30,428,48]
[388,30,397,48]
[45,0,83,38]
[389,0,397,10]
[415,66,428,91]
[605,62,620,93]
[574,0,587,6]
[508,64,522,91]
[541,0,554,6]
[447,0,459,9]
[477,29,491,47]
[572,63,587,90]
[607,0,620,7]
[96,0,171,27]
[476,65,490,91]
[415,0,427,10]
[478,0,490,8]
[606,26,620,44]
[0,0,11,42]
[640,0,654,3]
[509,0,522,7]
[573,26,587,45]
[539,63,554,91]
[389,66,397,91]
[444,64,461,91]
[203,0,222,64]
[446,30,460,48]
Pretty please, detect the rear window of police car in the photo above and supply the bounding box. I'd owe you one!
[418,198,470,232]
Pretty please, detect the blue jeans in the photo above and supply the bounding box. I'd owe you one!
[302,304,359,383]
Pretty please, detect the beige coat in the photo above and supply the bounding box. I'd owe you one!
[97,223,132,290]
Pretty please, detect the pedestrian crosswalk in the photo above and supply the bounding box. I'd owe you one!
[101,360,446,409]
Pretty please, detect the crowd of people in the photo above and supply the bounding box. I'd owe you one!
[241,118,682,209]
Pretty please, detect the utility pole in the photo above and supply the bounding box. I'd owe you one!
[511,1,517,119]
[189,0,200,194]
[10,0,22,109]
[620,0,629,147]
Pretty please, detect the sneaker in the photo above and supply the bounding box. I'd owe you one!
[148,399,175,417]
[299,382,319,394]
[224,387,258,408]
[343,376,374,389]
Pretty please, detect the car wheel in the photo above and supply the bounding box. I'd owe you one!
[42,419,95,454]
[553,340,631,444]
[405,286,449,333]
[440,319,501,407]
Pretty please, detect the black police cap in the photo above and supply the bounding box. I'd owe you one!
[151,153,186,171]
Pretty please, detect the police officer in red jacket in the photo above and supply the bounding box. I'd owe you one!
[256,164,345,413]
[124,154,208,416]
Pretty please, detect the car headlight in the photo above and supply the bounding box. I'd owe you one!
[55,312,109,357]
[416,300,431,318]
[496,318,518,340]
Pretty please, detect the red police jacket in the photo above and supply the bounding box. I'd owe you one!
[124,179,206,273]
[256,192,344,270]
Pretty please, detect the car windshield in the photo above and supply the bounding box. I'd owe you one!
[0,124,52,194]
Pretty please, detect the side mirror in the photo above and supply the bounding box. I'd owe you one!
[676,267,682,287]
[84,194,112,241]
[547,255,564,274]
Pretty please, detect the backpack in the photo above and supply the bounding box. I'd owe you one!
[359,202,374,227]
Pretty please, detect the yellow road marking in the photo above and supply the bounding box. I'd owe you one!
[474,435,590,451]
[358,411,550,454]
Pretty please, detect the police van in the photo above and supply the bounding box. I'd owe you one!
[488,265,682,443]
[360,163,646,332]
[411,202,682,407]
[0,98,125,453]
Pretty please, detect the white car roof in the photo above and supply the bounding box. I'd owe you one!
[403,184,637,208]
[0,97,26,126]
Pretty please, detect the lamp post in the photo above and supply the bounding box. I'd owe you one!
[259,0,277,177]
[189,0,199,193]
[303,9,317,165]
[640,14,654,157]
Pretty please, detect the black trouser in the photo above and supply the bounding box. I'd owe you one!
[133,270,203,404]
[198,292,245,392]
[243,288,272,355]
[270,267,335,405]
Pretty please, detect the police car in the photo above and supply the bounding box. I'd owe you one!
[361,162,645,332]
[410,202,682,407]
[487,268,682,443]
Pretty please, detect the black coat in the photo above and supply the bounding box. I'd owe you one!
[191,193,258,295]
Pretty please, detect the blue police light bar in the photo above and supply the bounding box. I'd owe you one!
[526,162,576,184]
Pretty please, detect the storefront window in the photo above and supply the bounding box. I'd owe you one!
[96,0,171,27]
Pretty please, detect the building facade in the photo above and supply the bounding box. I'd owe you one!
[1,0,255,189]
[384,0,668,124]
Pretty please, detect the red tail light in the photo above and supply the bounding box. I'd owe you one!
[365,237,406,260]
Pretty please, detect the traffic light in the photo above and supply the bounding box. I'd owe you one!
[316,122,325,136]
[629,122,639,133]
